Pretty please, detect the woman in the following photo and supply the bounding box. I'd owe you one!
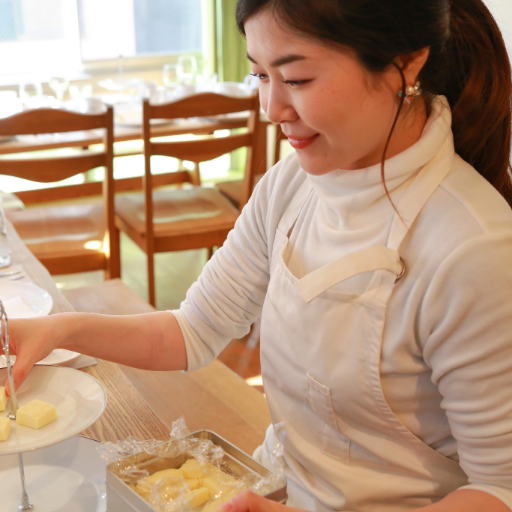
[4,0,512,511]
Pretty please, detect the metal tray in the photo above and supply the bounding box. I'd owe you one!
[106,430,287,512]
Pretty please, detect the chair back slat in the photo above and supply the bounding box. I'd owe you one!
[0,108,109,136]
[0,151,106,183]
[148,93,256,120]
[14,170,193,205]
[151,133,251,163]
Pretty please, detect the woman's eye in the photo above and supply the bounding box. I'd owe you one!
[282,80,311,87]
[250,73,268,82]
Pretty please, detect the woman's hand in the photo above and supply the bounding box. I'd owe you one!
[2,315,66,394]
[219,491,294,512]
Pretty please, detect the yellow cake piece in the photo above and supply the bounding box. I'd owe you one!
[0,417,11,441]
[0,386,7,412]
[16,399,57,429]
[132,458,242,510]
[133,482,151,500]
[136,469,186,500]
[202,489,241,512]
[181,458,206,479]
[184,487,210,508]
[202,462,224,477]
[185,478,201,490]
[144,468,183,486]
[202,472,237,499]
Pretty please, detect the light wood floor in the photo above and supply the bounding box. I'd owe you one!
[52,233,263,388]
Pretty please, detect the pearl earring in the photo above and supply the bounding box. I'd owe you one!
[398,82,422,104]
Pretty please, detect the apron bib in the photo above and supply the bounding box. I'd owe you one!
[260,137,469,512]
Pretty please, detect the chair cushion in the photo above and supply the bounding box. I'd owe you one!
[6,199,106,259]
[216,175,264,208]
[115,187,239,237]
[216,180,242,207]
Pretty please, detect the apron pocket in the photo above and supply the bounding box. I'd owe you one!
[306,374,350,463]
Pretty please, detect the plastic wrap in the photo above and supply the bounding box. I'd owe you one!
[100,417,286,512]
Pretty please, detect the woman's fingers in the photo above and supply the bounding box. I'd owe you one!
[220,491,288,512]
[3,317,60,395]
[4,352,36,396]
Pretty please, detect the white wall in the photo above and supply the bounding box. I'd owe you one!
[485,0,512,59]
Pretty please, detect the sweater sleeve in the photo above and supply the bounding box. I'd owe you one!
[420,232,512,509]
[176,166,278,372]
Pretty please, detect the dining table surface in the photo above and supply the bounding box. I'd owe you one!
[4,218,272,455]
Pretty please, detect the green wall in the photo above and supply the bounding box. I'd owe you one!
[215,0,251,82]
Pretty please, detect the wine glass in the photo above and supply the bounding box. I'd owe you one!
[49,76,70,104]
[18,80,43,108]
[163,63,179,88]
[177,56,197,85]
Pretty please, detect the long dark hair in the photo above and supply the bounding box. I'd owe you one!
[236,0,512,207]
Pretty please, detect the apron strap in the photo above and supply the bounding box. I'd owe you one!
[388,136,455,250]
[276,177,313,237]
[296,246,403,303]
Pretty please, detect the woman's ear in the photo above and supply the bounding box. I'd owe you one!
[395,47,430,85]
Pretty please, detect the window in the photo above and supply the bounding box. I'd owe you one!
[0,0,80,77]
[77,0,203,62]
[0,0,204,78]
[0,0,65,41]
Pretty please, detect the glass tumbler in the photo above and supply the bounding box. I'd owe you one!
[163,63,179,88]
[177,55,198,85]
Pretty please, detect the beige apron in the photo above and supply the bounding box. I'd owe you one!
[259,137,469,512]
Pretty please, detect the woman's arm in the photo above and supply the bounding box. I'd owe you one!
[4,157,298,391]
[419,233,512,508]
[4,311,186,392]
[410,489,509,512]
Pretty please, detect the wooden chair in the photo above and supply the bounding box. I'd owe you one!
[216,123,283,209]
[0,107,120,278]
[0,191,24,212]
[115,92,260,306]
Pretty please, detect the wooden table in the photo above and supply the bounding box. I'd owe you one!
[6,220,271,454]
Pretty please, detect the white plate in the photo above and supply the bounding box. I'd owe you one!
[1,349,81,368]
[0,435,106,512]
[0,281,53,318]
[0,366,107,455]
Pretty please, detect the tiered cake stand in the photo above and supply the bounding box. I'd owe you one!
[0,304,107,511]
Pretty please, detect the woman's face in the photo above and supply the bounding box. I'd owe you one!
[245,9,415,175]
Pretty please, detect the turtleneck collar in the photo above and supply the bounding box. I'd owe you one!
[306,96,453,230]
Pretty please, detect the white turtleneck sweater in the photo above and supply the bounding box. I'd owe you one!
[174,97,512,508]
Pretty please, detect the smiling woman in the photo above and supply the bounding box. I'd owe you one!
[4,2,512,512]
